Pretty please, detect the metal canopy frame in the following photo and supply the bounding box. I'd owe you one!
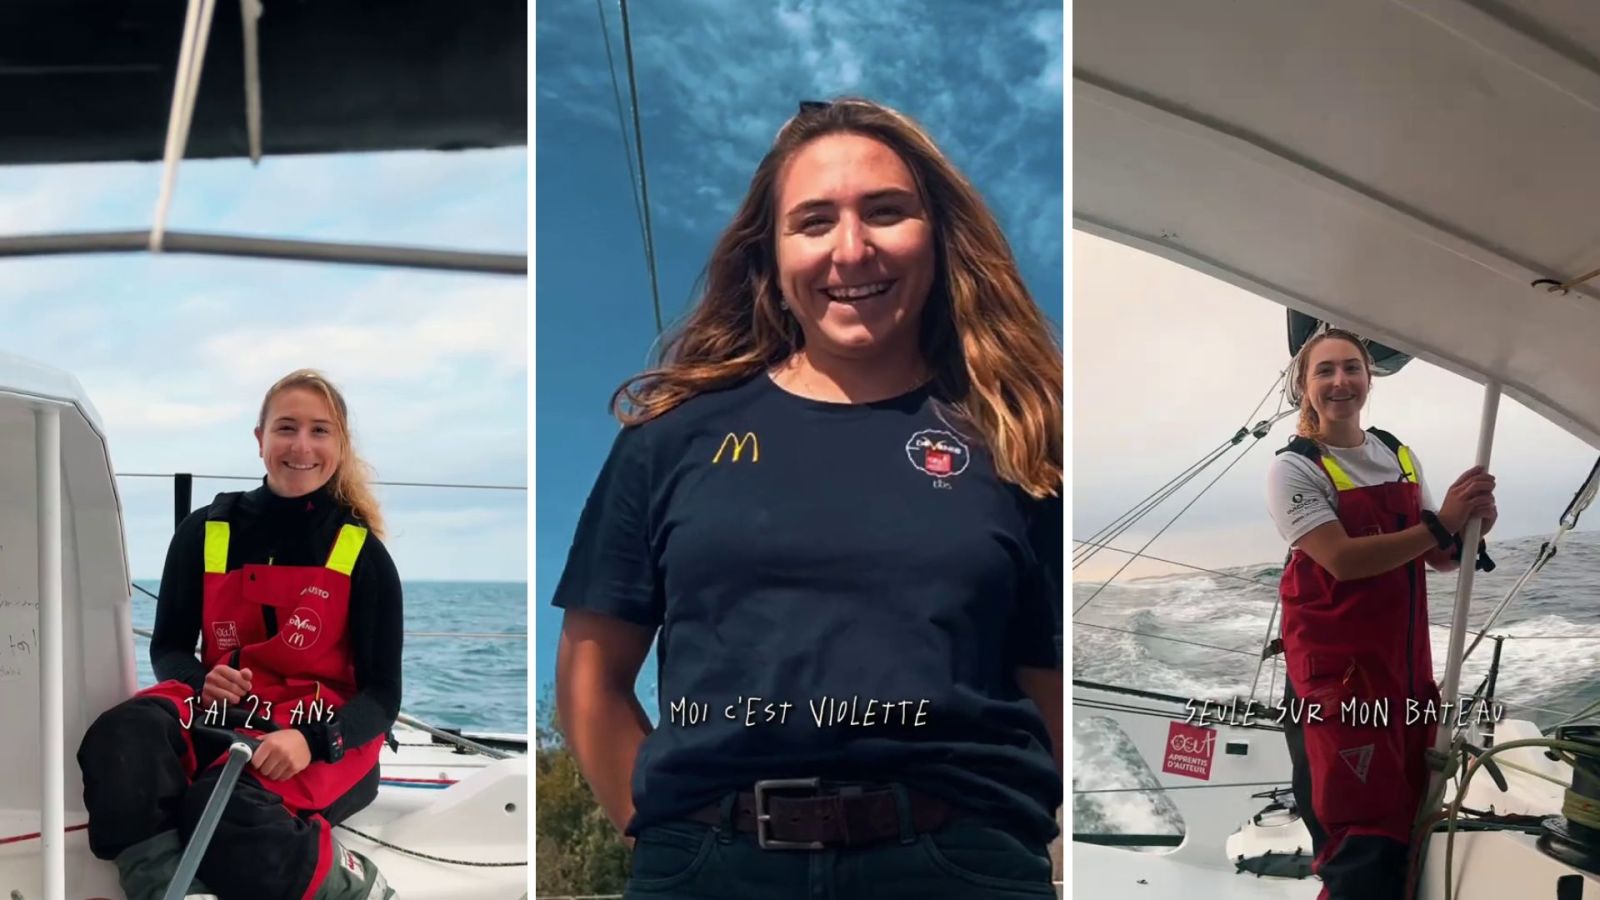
[0,230,526,276]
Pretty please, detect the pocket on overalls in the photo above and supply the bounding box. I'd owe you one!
[1297,656,1409,835]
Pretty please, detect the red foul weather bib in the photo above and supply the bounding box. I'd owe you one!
[138,502,384,814]
[1278,429,1440,854]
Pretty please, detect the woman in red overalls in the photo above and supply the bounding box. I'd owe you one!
[1268,329,1497,900]
[77,370,403,900]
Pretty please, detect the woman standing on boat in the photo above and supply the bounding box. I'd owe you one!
[1268,328,1497,900]
[77,369,402,900]
[553,98,1062,899]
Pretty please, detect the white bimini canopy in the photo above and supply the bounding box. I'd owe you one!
[1075,0,1600,448]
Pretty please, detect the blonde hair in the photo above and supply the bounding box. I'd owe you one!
[257,369,385,537]
[612,97,1063,498]
[1292,328,1374,439]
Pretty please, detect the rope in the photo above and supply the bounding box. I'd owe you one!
[1565,789,1600,829]
[150,0,218,253]
[595,0,649,282]
[114,473,526,490]
[334,822,524,867]
[617,0,664,334]
[1430,738,1600,900]
[1491,756,1571,789]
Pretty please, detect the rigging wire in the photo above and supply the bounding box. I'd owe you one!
[594,0,649,271]
[617,0,664,334]
[1073,437,1239,568]
[1074,369,1288,569]
[1070,540,1278,589]
[1073,434,1272,617]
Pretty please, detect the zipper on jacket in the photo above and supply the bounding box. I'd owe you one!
[263,555,278,636]
[1403,514,1416,699]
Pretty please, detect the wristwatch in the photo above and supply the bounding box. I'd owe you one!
[1420,510,1454,550]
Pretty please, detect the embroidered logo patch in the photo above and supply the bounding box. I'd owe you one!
[905,429,970,479]
[212,621,240,652]
[341,848,364,877]
[1340,744,1375,783]
[712,431,759,463]
[283,607,322,651]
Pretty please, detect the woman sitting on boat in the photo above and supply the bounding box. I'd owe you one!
[1268,327,1497,900]
[77,369,403,900]
[553,97,1063,898]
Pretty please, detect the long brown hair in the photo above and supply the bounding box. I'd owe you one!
[1292,328,1374,439]
[258,369,386,537]
[612,97,1062,498]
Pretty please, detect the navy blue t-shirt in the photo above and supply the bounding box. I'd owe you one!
[552,373,1062,841]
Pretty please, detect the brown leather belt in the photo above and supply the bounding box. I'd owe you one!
[687,779,956,850]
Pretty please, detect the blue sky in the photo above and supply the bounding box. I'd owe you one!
[533,0,1065,708]
[0,148,527,582]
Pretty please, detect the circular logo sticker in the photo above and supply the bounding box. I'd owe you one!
[282,607,323,651]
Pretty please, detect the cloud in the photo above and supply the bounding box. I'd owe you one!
[1027,9,1064,95]
[90,388,249,432]
[537,0,1063,262]
[0,147,528,582]
[0,162,156,234]
[194,275,525,387]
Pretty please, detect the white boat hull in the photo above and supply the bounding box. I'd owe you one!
[0,722,527,899]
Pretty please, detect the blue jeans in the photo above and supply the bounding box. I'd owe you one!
[623,816,1056,899]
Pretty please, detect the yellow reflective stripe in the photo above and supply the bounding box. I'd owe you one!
[203,521,230,574]
[1397,446,1419,484]
[326,524,368,576]
[1320,456,1357,492]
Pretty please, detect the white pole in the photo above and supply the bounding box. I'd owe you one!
[1420,382,1501,821]
[36,405,64,900]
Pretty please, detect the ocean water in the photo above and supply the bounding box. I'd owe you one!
[1072,530,1600,837]
[132,580,528,735]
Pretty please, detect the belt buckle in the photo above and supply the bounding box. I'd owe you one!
[754,777,825,851]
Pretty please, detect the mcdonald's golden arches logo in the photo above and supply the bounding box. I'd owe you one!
[713,431,760,463]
